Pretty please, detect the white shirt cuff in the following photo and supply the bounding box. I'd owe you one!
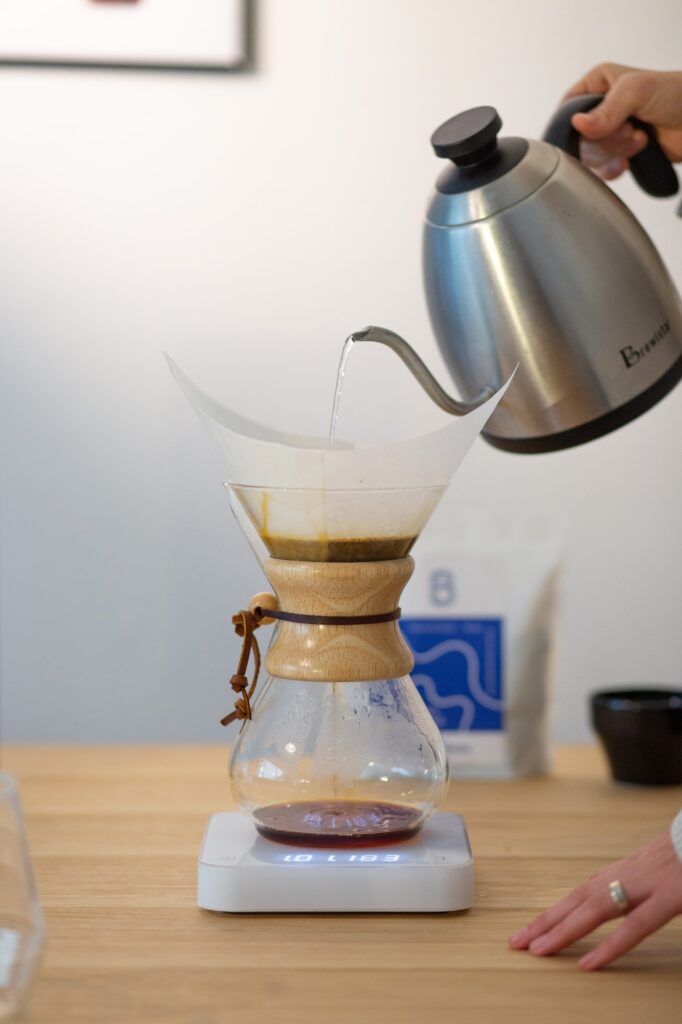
[671,809,682,863]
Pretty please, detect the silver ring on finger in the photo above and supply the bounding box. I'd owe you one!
[608,879,631,915]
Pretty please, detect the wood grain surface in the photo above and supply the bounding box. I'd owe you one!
[262,556,414,681]
[3,745,681,1024]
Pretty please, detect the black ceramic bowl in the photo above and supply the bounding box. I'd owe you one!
[591,688,682,786]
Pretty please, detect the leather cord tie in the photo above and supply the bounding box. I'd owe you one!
[221,603,401,726]
[252,606,401,626]
[220,610,263,727]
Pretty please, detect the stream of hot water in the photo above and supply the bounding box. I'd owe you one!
[328,335,355,444]
[327,336,356,805]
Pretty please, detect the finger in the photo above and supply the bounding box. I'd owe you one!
[579,126,637,166]
[579,129,647,163]
[508,885,587,949]
[578,896,676,971]
[528,890,621,956]
[571,73,652,140]
[564,63,622,100]
[580,122,637,149]
[580,143,617,168]
[581,143,638,171]
[596,158,628,181]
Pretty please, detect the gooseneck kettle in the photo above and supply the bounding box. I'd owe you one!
[421,96,682,453]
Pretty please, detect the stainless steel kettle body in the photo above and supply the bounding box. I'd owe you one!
[424,102,682,452]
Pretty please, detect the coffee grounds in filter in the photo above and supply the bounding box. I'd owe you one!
[260,535,417,562]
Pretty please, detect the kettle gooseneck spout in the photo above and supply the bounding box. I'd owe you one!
[349,326,495,416]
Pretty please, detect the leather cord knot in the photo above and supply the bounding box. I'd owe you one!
[220,598,402,727]
[220,610,263,727]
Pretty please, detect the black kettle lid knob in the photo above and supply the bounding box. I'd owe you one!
[431,106,502,166]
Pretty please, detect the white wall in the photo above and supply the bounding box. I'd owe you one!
[1,0,681,745]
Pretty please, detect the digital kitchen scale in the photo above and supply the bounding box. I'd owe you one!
[198,811,474,913]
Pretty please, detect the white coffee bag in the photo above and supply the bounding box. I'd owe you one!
[401,513,564,778]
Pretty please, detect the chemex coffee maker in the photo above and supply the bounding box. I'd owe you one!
[169,95,682,914]
[169,356,512,912]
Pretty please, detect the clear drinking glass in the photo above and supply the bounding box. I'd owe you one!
[0,774,45,1020]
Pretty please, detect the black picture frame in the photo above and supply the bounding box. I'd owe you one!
[0,0,255,74]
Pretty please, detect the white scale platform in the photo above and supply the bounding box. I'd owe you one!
[198,811,474,913]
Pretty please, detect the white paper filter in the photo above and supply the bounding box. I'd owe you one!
[167,355,513,543]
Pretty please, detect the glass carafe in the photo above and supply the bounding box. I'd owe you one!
[226,485,450,846]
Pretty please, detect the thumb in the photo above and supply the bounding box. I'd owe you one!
[572,74,647,140]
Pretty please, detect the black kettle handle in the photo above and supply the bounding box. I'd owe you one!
[543,92,679,198]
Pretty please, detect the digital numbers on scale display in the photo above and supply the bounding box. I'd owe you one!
[282,853,401,863]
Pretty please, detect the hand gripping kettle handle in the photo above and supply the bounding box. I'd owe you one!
[543,92,679,198]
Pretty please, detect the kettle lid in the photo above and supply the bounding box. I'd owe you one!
[432,106,503,164]
[430,106,529,195]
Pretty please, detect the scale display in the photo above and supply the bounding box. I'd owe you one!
[281,852,403,863]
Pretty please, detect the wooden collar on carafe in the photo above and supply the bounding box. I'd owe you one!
[256,556,415,683]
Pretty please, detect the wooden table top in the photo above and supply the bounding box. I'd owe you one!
[4,744,681,1024]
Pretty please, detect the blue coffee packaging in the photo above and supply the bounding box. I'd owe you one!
[401,513,564,778]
